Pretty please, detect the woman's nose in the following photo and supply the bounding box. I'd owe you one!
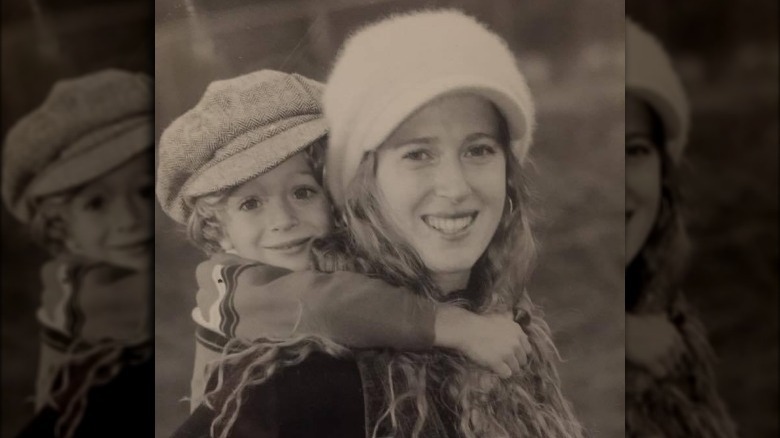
[269,198,299,232]
[433,157,472,202]
[625,168,641,204]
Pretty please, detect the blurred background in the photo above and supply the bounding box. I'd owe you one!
[155,0,625,437]
[1,0,150,435]
[629,1,778,437]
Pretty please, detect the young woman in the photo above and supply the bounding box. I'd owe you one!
[625,18,737,438]
[174,10,582,438]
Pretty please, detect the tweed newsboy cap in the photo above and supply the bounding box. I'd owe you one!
[627,18,689,163]
[324,9,536,208]
[156,70,327,224]
[2,69,153,223]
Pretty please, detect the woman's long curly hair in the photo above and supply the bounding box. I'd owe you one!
[206,112,582,438]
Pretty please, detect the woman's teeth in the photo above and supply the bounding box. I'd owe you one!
[423,214,475,234]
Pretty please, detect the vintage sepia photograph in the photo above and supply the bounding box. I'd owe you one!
[155,1,624,437]
[626,1,778,437]
[1,0,153,436]
[1,0,776,437]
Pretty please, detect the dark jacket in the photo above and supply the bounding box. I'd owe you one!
[173,353,365,438]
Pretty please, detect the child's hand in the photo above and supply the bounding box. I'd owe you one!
[626,312,685,378]
[434,307,530,378]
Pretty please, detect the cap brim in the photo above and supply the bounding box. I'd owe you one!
[180,117,328,211]
[628,87,684,161]
[329,76,531,207]
[357,76,531,169]
[25,121,153,200]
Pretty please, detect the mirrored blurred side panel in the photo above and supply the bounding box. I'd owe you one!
[626,2,778,436]
[1,0,152,436]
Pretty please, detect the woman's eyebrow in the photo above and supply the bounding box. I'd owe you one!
[388,136,436,149]
[625,132,653,141]
[465,132,499,142]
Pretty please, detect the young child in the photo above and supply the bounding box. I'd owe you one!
[156,69,532,410]
[2,70,153,437]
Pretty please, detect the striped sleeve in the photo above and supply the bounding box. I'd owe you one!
[193,254,289,338]
[193,255,436,350]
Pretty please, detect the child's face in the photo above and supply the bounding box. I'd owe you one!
[64,153,153,271]
[217,153,332,271]
[626,94,662,265]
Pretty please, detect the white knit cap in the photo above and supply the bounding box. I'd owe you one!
[627,18,689,163]
[324,9,535,208]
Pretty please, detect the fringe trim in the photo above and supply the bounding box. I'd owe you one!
[202,308,584,438]
[361,306,584,438]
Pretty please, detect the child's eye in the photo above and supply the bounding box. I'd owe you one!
[401,148,433,161]
[292,186,319,200]
[83,196,105,212]
[239,198,262,211]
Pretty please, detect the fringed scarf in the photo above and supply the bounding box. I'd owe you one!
[358,298,583,438]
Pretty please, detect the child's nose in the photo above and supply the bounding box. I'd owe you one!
[114,196,146,232]
[269,198,299,232]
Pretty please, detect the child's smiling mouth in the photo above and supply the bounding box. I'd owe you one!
[264,237,312,253]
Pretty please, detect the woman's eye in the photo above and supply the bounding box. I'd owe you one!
[401,149,432,161]
[465,144,498,158]
[293,186,318,200]
[239,198,261,211]
[626,140,655,157]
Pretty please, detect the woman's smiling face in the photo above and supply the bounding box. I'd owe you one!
[626,94,663,265]
[375,93,507,291]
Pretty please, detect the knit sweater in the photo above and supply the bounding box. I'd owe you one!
[189,252,436,410]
